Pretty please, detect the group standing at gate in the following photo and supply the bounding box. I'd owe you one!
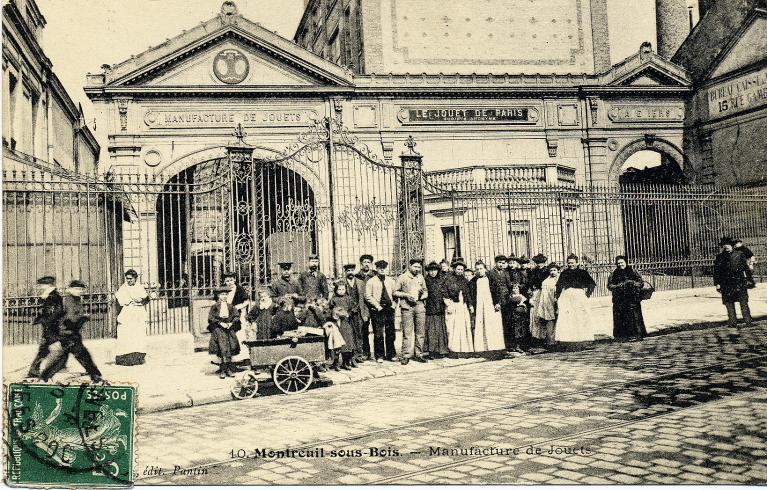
[22,234,757,383]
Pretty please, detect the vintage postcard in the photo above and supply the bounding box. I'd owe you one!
[3,0,766,486]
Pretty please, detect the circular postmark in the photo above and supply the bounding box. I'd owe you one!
[7,382,135,486]
[213,49,249,84]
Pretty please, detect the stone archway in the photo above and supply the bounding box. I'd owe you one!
[608,137,686,184]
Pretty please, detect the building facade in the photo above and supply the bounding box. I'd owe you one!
[674,0,767,187]
[2,0,100,173]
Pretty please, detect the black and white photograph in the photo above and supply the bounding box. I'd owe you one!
[2,0,766,486]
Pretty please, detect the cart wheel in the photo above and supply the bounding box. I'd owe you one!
[272,356,314,394]
[231,370,259,399]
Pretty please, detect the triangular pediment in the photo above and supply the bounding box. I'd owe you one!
[138,38,320,87]
[709,16,767,79]
[93,5,353,89]
[600,45,691,88]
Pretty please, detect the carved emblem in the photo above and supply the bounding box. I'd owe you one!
[213,49,249,84]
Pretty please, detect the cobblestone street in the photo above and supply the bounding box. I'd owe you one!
[135,321,767,484]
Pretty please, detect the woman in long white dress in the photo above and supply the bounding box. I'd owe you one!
[442,259,474,357]
[555,254,597,345]
[115,269,150,365]
[468,261,506,357]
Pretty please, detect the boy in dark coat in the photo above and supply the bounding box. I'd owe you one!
[39,280,104,383]
[26,276,64,379]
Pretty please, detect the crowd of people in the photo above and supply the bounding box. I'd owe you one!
[205,251,658,380]
[22,237,758,384]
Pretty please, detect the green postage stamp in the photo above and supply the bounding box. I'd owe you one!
[5,383,135,487]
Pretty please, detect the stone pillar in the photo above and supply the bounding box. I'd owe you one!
[656,0,690,59]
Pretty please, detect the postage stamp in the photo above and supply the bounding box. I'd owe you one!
[5,383,135,487]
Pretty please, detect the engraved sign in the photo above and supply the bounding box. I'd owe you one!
[706,66,767,119]
[213,49,249,84]
[397,107,539,124]
[143,109,319,128]
[607,104,685,122]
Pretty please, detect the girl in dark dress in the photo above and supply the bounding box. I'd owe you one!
[424,261,449,358]
[607,255,647,341]
[208,287,241,379]
[329,281,357,369]
[271,297,300,338]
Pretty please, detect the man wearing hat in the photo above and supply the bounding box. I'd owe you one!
[393,258,429,364]
[269,262,301,300]
[298,254,330,302]
[364,259,397,362]
[26,276,64,379]
[714,237,753,327]
[343,263,369,363]
[355,254,376,360]
[39,280,104,383]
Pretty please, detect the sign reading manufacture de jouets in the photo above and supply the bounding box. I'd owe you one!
[397,106,540,124]
[143,109,319,128]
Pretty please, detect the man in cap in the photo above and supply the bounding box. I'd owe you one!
[393,258,429,364]
[355,254,376,359]
[298,254,329,302]
[365,259,397,362]
[269,262,301,300]
[714,237,753,327]
[39,280,104,384]
[343,263,369,363]
[26,276,64,380]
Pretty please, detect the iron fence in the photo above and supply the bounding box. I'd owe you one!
[422,179,767,298]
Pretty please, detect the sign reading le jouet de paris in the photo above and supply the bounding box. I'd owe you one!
[144,108,319,128]
[398,106,539,124]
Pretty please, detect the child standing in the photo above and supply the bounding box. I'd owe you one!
[509,283,530,353]
[208,287,240,379]
[329,281,357,370]
[271,297,300,338]
[533,263,560,348]
[323,305,348,371]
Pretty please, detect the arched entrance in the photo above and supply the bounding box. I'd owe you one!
[611,142,690,268]
[155,157,319,297]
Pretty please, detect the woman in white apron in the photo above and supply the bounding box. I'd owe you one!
[555,254,597,345]
[115,269,149,365]
[442,259,474,357]
[467,261,506,357]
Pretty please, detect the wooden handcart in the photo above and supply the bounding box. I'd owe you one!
[230,334,326,399]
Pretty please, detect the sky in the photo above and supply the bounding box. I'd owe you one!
[37,0,664,118]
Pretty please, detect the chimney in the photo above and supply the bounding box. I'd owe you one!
[656,0,691,59]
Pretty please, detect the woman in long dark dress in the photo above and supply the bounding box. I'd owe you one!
[607,255,647,341]
[424,261,449,358]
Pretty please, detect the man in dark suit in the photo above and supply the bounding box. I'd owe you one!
[354,254,375,360]
[489,255,514,353]
[343,263,370,363]
[298,254,329,301]
[26,276,64,379]
[269,262,301,300]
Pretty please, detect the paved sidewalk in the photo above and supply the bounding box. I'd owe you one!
[6,285,765,414]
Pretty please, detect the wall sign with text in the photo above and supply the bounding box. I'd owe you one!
[397,107,540,124]
[143,109,319,129]
[706,67,767,119]
[607,104,685,123]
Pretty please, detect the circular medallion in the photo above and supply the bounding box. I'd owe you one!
[144,149,162,167]
[213,49,249,84]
